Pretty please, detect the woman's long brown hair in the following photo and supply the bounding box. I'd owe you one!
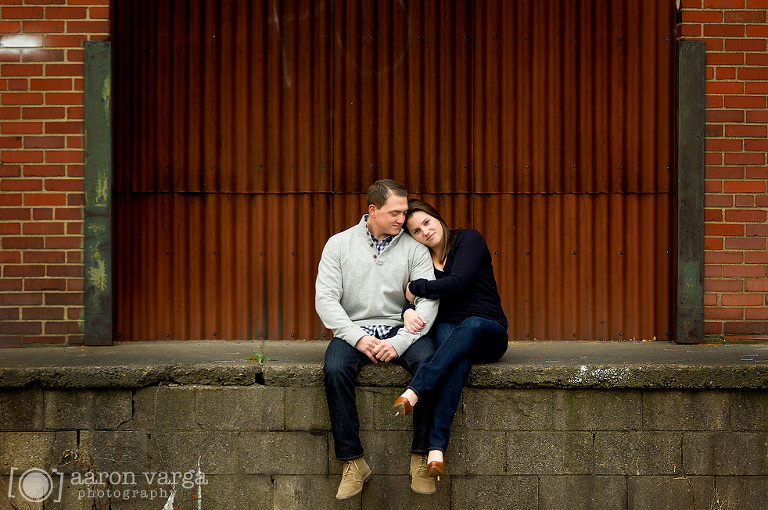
[404,199,459,264]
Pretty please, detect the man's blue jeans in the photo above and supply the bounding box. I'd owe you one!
[324,331,436,460]
[408,317,508,453]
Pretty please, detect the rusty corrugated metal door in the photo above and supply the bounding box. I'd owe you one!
[114,0,335,340]
[333,0,473,194]
[472,0,675,340]
[113,0,675,341]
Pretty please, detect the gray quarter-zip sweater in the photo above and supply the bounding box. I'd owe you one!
[315,216,438,356]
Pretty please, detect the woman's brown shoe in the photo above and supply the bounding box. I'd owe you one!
[427,460,444,479]
[393,396,413,417]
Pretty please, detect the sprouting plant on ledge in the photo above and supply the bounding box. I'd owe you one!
[247,352,276,363]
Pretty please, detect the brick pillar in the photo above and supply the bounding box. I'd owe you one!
[0,1,110,346]
[679,0,768,339]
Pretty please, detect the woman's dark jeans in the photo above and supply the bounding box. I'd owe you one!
[408,316,508,453]
[324,331,436,460]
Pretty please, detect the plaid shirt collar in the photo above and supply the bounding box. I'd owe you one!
[364,215,395,255]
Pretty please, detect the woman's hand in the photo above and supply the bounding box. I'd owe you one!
[405,282,416,303]
[403,309,427,334]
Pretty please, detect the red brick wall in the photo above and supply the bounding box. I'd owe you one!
[680,0,768,339]
[0,0,109,347]
[0,1,764,345]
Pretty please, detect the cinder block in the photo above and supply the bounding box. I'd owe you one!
[553,390,642,431]
[355,387,377,431]
[358,430,413,476]
[463,388,553,431]
[595,432,681,475]
[357,363,411,387]
[726,391,768,431]
[508,432,594,475]
[642,390,728,431]
[438,428,469,476]
[284,387,331,431]
[274,475,359,510]
[683,432,768,475]
[462,430,507,476]
[195,386,285,431]
[0,388,44,430]
[128,385,195,431]
[715,476,768,510]
[327,434,340,469]
[40,475,100,510]
[149,432,239,475]
[540,475,626,510]
[78,430,150,475]
[363,475,450,508]
[0,431,76,473]
[239,432,327,475]
[451,475,538,508]
[44,389,132,430]
[627,475,716,510]
[369,386,409,431]
[203,474,275,510]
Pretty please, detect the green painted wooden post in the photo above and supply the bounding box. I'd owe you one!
[84,41,112,345]
[676,41,705,344]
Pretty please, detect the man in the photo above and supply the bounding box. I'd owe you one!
[316,179,439,499]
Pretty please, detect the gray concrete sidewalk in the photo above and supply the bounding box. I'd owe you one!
[1,340,768,390]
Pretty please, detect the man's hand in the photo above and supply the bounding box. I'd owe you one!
[403,309,427,334]
[372,339,398,362]
[405,282,416,304]
[355,335,380,363]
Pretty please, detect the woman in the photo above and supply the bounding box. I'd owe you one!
[393,199,508,480]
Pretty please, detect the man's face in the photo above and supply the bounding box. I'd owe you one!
[368,193,408,239]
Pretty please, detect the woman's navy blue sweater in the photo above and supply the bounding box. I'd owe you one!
[409,228,508,330]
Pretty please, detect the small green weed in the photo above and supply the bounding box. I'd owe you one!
[247,352,276,363]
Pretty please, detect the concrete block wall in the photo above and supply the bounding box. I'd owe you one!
[2,384,768,509]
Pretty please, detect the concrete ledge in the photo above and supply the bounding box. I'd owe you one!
[1,340,768,390]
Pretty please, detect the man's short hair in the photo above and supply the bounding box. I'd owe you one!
[367,179,408,208]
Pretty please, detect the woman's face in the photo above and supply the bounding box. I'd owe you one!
[406,210,443,250]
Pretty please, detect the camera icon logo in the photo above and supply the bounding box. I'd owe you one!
[8,467,63,503]
[18,468,53,502]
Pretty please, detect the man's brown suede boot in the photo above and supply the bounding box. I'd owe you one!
[410,453,436,495]
[336,457,372,500]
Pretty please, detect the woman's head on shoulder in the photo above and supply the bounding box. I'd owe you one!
[405,199,456,263]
